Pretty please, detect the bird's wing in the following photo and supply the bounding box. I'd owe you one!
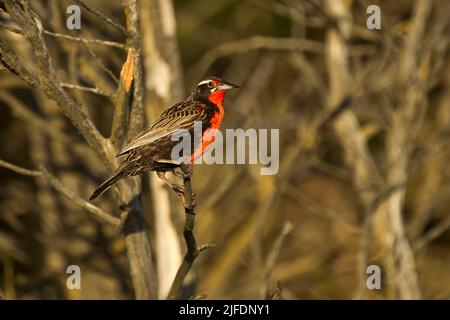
[116,101,206,157]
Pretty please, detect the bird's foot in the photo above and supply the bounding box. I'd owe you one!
[182,192,196,209]
[174,163,193,179]
[174,187,195,209]
[157,169,195,209]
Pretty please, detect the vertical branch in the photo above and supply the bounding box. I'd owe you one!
[111,49,134,149]
[323,0,384,298]
[124,0,145,139]
[121,198,158,299]
[381,0,433,299]
[121,0,158,299]
[139,0,183,298]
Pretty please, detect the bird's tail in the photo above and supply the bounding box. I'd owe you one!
[89,168,124,201]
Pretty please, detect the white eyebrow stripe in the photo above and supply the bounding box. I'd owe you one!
[197,80,212,86]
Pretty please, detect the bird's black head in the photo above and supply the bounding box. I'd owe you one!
[191,76,239,104]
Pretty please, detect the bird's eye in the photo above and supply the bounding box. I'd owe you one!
[207,82,214,88]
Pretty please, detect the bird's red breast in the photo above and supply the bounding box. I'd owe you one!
[189,90,225,162]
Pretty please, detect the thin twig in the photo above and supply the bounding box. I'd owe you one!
[75,0,128,35]
[40,168,121,228]
[0,159,120,227]
[414,217,450,251]
[60,82,115,98]
[43,30,126,49]
[195,36,323,75]
[0,22,23,35]
[262,221,293,298]
[0,159,42,177]
[79,38,119,84]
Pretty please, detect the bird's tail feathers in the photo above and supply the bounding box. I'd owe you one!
[89,168,124,201]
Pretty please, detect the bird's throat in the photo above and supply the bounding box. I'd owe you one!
[209,90,225,105]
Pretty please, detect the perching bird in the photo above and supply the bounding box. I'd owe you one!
[89,76,239,201]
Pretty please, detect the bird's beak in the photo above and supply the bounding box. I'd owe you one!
[216,81,240,90]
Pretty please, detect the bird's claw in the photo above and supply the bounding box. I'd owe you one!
[179,191,196,209]
[179,163,193,178]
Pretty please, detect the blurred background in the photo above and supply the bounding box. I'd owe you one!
[0,0,449,299]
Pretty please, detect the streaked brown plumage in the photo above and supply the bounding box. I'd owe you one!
[89,76,239,201]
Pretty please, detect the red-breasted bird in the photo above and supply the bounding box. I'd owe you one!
[89,76,239,201]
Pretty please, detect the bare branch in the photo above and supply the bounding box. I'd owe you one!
[0,159,42,177]
[167,165,203,300]
[0,35,40,87]
[60,82,115,98]
[121,197,158,299]
[113,0,158,300]
[0,22,23,35]
[40,168,121,228]
[414,216,450,251]
[75,0,128,35]
[0,159,121,227]
[262,222,293,298]
[79,38,119,84]
[124,0,145,139]
[3,1,114,167]
[195,36,323,75]
[139,0,184,298]
[43,30,126,49]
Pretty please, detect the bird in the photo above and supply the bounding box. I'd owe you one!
[89,76,239,201]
